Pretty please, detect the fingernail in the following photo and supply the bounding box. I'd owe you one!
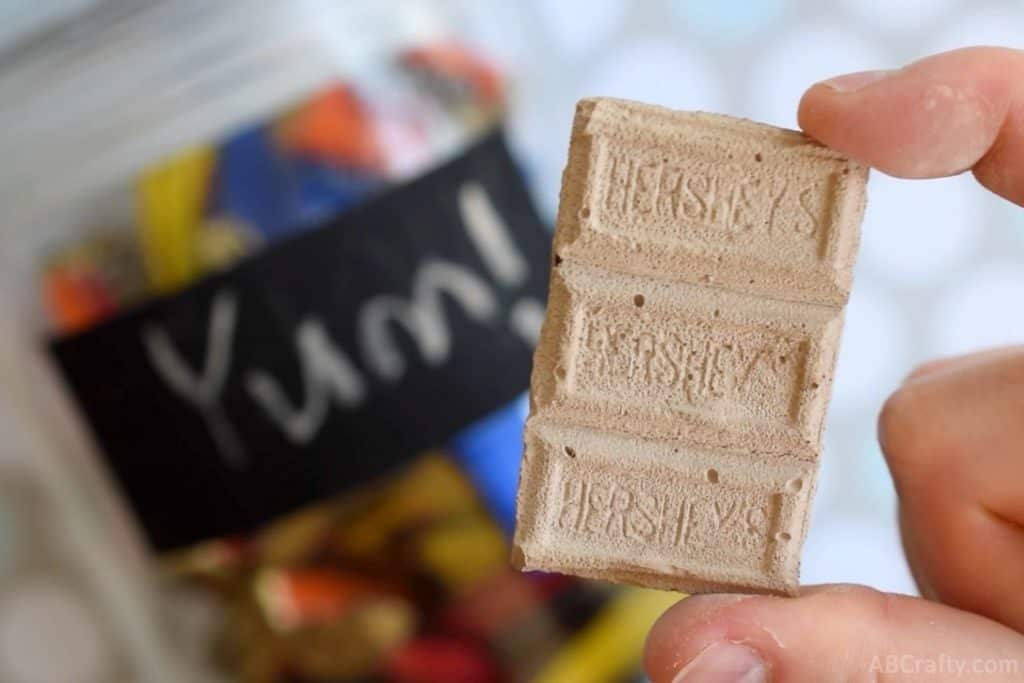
[820,69,893,93]
[672,642,767,683]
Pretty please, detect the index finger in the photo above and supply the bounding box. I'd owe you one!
[798,46,1024,206]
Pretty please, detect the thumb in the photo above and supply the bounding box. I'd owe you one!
[644,585,1024,682]
[798,47,1024,206]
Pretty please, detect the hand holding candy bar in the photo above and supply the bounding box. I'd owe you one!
[645,47,1024,683]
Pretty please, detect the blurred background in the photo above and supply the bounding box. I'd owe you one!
[0,1,1023,681]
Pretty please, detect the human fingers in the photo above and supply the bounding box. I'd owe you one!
[879,346,1024,632]
[799,47,1024,205]
[644,585,1024,682]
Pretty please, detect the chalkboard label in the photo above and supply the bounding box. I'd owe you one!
[52,130,550,551]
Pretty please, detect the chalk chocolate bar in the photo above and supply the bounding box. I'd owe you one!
[513,98,868,595]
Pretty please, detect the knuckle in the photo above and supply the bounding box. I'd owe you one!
[877,384,929,467]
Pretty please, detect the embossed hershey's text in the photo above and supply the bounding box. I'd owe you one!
[569,305,805,418]
[555,469,777,559]
[593,143,834,254]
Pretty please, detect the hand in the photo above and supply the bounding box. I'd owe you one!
[644,47,1024,682]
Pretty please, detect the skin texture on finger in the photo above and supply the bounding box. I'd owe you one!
[798,47,1024,206]
[644,586,1024,682]
[880,347,1024,632]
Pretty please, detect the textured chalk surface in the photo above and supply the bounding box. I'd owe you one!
[514,97,868,595]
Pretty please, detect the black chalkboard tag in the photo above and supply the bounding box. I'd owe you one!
[51,129,550,551]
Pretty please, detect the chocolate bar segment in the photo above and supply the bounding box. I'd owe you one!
[514,98,868,595]
[555,98,864,306]
[533,264,843,456]
[515,423,815,594]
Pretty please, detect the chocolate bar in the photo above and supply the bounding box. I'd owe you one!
[513,98,868,595]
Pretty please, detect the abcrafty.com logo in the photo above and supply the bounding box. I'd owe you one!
[870,653,1020,678]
